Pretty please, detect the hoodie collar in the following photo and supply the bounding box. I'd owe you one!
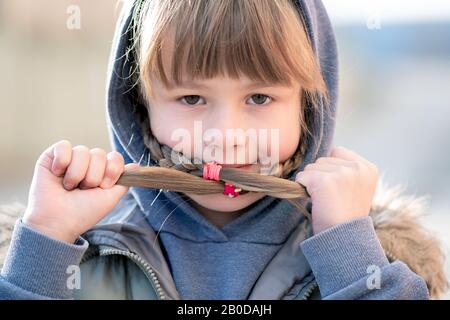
[83,192,314,300]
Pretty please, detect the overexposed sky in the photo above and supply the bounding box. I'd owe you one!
[322,0,450,25]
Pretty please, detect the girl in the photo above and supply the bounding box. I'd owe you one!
[0,0,443,299]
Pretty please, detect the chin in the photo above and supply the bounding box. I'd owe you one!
[184,191,266,212]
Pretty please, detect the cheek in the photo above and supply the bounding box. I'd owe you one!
[149,107,195,153]
[280,101,301,161]
[256,107,300,163]
[278,116,300,162]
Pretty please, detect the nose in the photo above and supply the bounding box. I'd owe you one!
[203,102,246,137]
[210,103,242,132]
[203,104,248,163]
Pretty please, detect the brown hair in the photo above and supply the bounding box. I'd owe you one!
[117,0,331,219]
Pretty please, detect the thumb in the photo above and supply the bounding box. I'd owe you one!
[295,170,309,187]
[105,162,139,200]
[36,140,72,175]
[106,184,130,202]
[91,162,139,212]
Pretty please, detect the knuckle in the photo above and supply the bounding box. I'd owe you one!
[350,160,362,171]
[57,139,72,148]
[107,151,122,161]
[316,157,325,162]
[106,163,121,177]
[331,146,344,154]
[304,163,314,170]
[73,145,89,154]
[90,148,107,158]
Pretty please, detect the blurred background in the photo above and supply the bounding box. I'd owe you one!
[0,0,449,295]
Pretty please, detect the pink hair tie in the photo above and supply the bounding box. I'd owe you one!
[202,161,241,198]
[203,161,222,181]
[224,183,242,198]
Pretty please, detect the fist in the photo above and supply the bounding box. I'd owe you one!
[296,146,379,234]
[23,140,138,243]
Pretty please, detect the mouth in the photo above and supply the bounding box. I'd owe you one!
[215,164,254,197]
[218,163,254,169]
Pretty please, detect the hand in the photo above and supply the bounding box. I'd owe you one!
[22,140,138,243]
[295,146,378,234]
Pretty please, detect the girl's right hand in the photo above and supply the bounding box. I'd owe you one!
[22,140,138,243]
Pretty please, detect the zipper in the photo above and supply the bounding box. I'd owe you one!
[98,248,168,300]
[79,245,100,264]
[82,247,318,301]
[299,279,319,300]
[384,250,398,263]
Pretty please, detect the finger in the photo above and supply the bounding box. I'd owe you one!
[295,170,324,196]
[51,140,72,176]
[331,146,377,172]
[304,162,337,173]
[100,151,125,189]
[113,163,139,187]
[124,163,140,171]
[37,140,71,174]
[63,145,90,190]
[82,183,130,223]
[79,148,107,189]
[315,156,354,167]
[330,146,367,163]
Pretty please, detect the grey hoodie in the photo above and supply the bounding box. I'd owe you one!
[0,0,429,300]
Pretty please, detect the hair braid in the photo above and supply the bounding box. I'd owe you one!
[117,104,312,218]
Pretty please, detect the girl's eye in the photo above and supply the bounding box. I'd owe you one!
[180,95,205,105]
[178,94,272,106]
[248,94,272,106]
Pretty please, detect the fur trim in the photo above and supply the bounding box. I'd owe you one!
[0,180,448,299]
[0,202,26,269]
[370,180,449,299]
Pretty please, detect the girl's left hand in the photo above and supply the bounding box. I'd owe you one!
[295,146,379,235]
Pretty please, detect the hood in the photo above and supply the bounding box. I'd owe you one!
[108,0,338,179]
[105,0,338,238]
[95,0,337,299]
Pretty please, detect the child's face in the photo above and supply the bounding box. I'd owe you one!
[146,74,302,213]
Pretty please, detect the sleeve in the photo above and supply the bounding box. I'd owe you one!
[0,219,89,300]
[300,216,429,300]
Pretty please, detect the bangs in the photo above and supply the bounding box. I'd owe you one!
[134,0,327,97]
